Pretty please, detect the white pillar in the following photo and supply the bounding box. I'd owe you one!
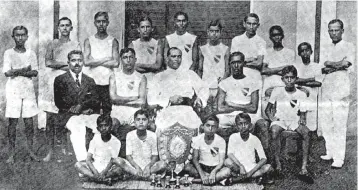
[296,1,316,56]
[320,0,337,52]
[59,0,78,42]
[38,0,54,129]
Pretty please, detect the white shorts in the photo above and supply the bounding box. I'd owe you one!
[217,111,261,129]
[271,112,316,132]
[66,114,100,134]
[5,96,39,118]
[306,110,317,131]
[111,105,139,125]
[271,120,300,131]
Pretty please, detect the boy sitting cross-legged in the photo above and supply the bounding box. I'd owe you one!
[191,115,231,186]
[75,115,123,185]
[224,113,274,185]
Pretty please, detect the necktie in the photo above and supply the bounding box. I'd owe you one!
[76,74,80,87]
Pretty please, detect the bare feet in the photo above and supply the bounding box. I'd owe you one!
[28,150,41,162]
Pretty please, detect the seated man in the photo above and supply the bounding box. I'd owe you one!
[192,115,231,186]
[75,115,121,185]
[115,110,167,179]
[265,66,310,177]
[109,48,146,125]
[217,51,269,153]
[225,113,273,184]
[54,50,101,162]
[148,47,209,176]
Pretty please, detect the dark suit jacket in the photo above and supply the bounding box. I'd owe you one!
[54,71,100,127]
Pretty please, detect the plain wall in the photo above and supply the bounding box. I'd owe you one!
[0,1,39,123]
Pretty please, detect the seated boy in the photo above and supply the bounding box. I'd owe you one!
[225,113,274,184]
[265,66,311,180]
[121,109,167,179]
[75,115,122,185]
[192,115,231,185]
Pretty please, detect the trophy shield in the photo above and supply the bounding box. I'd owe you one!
[158,122,197,165]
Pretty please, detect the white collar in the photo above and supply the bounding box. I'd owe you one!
[69,70,83,83]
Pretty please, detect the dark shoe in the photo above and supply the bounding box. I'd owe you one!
[261,176,274,185]
[298,171,314,184]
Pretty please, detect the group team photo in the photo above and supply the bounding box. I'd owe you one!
[0,0,356,189]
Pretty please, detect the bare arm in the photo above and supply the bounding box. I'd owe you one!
[197,47,204,78]
[296,78,322,87]
[4,65,37,78]
[192,149,206,178]
[86,153,100,177]
[228,153,245,170]
[190,38,200,72]
[126,155,142,171]
[217,88,259,114]
[163,38,170,68]
[261,64,288,76]
[324,57,352,69]
[109,74,139,105]
[127,75,147,107]
[100,158,115,176]
[223,48,231,79]
[246,158,267,178]
[45,43,68,70]
[101,38,120,68]
[265,102,278,122]
[245,55,264,71]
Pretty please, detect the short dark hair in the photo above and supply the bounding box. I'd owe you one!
[167,47,181,57]
[12,25,28,36]
[67,50,83,61]
[235,113,251,124]
[269,25,284,37]
[58,17,72,26]
[94,11,109,21]
[281,65,298,77]
[244,13,260,23]
[120,47,136,58]
[174,11,188,21]
[96,114,113,127]
[328,19,344,29]
[297,42,312,55]
[134,109,149,119]
[138,16,153,26]
[207,19,222,30]
[229,51,245,63]
[203,115,220,125]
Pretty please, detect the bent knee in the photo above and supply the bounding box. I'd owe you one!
[75,161,85,169]
[220,167,231,176]
[224,158,233,167]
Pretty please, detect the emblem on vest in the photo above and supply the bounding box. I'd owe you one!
[290,100,297,108]
[210,147,219,157]
[127,81,135,90]
[241,88,250,96]
[214,55,221,63]
[147,46,155,54]
[184,44,192,53]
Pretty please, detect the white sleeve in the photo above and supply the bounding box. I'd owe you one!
[254,137,266,160]
[218,80,227,93]
[126,133,132,156]
[346,43,355,74]
[258,39,267,56]
[230,38,238,53]
[151,133,158,156]
[191,136,200,150]
[3,50,11,73]
[298,94,308,112]
[227,135,236,155]
[192,72,209,107]
[111,139,121,158]
[88,138,96,155]
[218,138,226,155]
[30,51,38,71]
[268,87,279,104]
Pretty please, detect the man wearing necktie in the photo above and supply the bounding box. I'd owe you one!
[53,50,102,162]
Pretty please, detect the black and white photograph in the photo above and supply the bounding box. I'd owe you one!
[0,0,356,189]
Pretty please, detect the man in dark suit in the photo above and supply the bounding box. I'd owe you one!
[50,50,101,162]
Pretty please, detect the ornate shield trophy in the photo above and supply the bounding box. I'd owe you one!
[158,122,198,174]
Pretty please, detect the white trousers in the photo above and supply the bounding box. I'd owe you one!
[318,99,349,162]
[66,114,100,161]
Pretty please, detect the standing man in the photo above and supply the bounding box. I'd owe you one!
[84,11,120,115]
[3,26,40,164]
[163,11,198,72]
[128,16,163,77]
[319,19,355,168]
[198,19,230,96]
[230,13,266,82]
[42,17,81,162]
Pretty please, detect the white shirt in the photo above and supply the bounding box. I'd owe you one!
[166,32,197,71]
[114,70,142,97]
[3,48,38,99]
[200,43,228,88]
[69,70,83,85]
[320,40,355,100]
[126,130,158,170]
[132,38,158,65]
[192,134,226,166]
[228,133,266,168]
[83,35,115,85]
[219,75,261,105]
[88,134,121,172]
[263,48,295,90]
[269,87,308,120]
[147,68,209,107]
